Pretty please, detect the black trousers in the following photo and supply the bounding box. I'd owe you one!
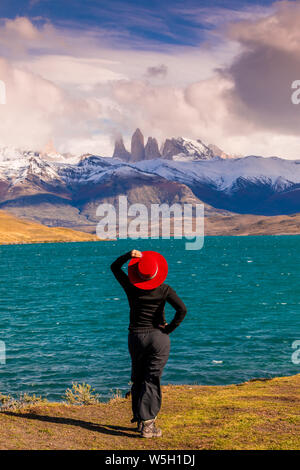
[128,329,170,421]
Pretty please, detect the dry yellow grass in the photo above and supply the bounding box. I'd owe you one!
[0,210,100,245]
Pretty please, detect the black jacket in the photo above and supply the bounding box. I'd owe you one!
[111,252,187,334]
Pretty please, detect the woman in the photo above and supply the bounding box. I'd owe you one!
[111,249,187,438]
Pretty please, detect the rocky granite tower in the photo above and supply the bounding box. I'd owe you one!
[131,128,145,162]
[145,137,161,160]
[112,135,131,162]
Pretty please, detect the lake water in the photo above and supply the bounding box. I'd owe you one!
[0,236,299,401]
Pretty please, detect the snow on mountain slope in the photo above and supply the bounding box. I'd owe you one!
[162,137,214,161]
[0,147,80,179]
[1,146,300,196]
[0,147,79,166]
[0,154,64,188]
[0,146,300,218]
[0,148,151,188]
[135,156,300,192]
[58,155,155,186]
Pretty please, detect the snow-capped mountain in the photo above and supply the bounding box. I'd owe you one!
[161,137,214,161]
[0,146,79,167]
[3,150,298,193]
[135,156,300,214]
[0,145,300,229]
[136,155,300,192]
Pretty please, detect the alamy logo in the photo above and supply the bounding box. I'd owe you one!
[291,80,300,104]
[291,340,300,364]
[0,80,6,104]
[0,341,6,365]
[96,196,204,250]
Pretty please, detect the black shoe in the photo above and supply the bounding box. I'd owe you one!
[131,417,142,432]
[137,420,143,432]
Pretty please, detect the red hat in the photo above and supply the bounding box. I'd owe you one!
[128,251,168,290]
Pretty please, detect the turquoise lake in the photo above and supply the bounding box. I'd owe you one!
[0,236,299,401]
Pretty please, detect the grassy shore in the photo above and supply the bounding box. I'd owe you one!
[0,374,299,450]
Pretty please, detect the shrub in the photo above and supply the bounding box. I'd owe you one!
[109,389,123,401]
[63,382,100,405]
[0,393,48,411]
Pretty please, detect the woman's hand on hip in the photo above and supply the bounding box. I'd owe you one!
[158,323,169,334]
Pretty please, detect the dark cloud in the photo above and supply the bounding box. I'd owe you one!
[145,64,168,78]
[224,1,300,135]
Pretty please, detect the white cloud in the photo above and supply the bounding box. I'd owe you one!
[18,55,126,90]
[1,5,300,159]
[0,57,103,152]
[0,15,238,156]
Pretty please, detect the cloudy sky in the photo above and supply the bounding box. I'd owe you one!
[0,0,300,158]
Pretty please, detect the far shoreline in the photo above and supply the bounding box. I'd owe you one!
[1,232,300,247]
[2,209,300,244]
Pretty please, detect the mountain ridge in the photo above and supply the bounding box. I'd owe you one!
[112,129,217,162]
[0,140,299,230]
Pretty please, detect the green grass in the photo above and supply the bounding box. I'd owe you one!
[0,374,299,450]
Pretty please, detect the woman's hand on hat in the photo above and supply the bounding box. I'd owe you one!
[131,249,142,258]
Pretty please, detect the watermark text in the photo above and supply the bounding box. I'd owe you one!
[0,80,6,104]
[96,196,204,250]
[0,341,6,365]
[291,340,300,364]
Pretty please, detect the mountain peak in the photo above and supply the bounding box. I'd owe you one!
[112,129,234,162]
[112,135,131,162]
[208,144,238,160]
[161,137,214,161]
[131,128,145,162]
[145,137,161,160]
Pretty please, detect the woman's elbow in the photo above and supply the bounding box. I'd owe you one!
[181,306,187,317]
